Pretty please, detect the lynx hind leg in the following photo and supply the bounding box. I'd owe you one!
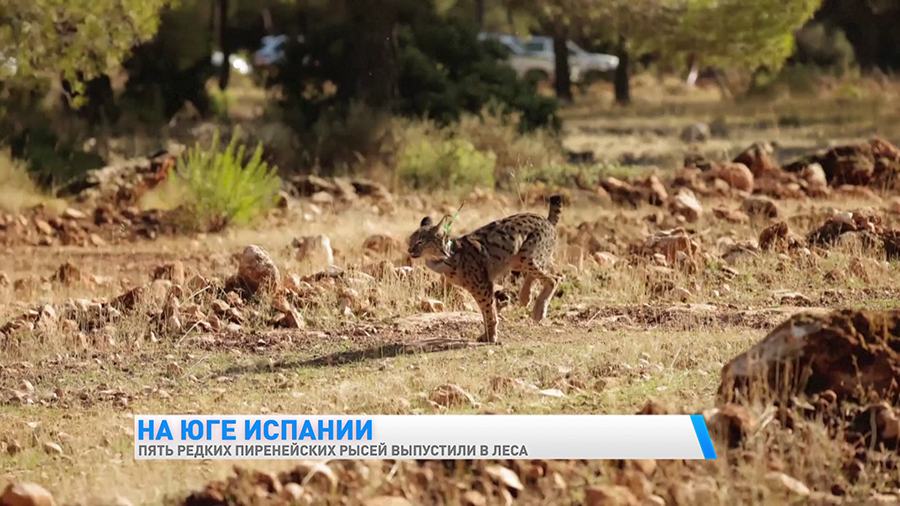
[517,274,535,307]
[522,262,559,322]
[494,286,512,311]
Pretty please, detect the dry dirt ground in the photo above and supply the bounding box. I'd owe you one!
[3,95,900,506]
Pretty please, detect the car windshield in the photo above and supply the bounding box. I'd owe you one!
[523,41,545,53]
[260,36,286,50]
[566,41,586,56]
[503,39,526,55]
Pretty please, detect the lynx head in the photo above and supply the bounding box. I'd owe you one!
[407,215,453,260]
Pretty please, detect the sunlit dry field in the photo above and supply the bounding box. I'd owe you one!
[3,90,900,506]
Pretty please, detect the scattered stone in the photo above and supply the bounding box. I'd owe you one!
[430,384,476,408]
[765,472,810,498]
[680,123,711,143]
[712,207,750,224]
[51,262,89,286]
[714,162,754,192]
[801,163,828,191]
[759,222,802,251]
[89,234,106,247]
[272,298,305,329]
[152,262,186,285]
[539,388,566,398]
[236,245,280,295]
[672,287,691,302]
[484,465,524,491]
[34,219,54,236]
[62,208,87,220]
[419,299,444,313]
[585,485,640,506]
[669,188,702,222]
[741,196,780,219]
[734,141,778,177]
[601,177,665,208]
[310,191,334,205]
[462,490,487,506]
[705,404,757,449]
[0,483,56,506]
[642,175,668,206]
[639,229,699,264]
[593,252,619,267]
[889,197,900,215]
[42,442,62,455]
[281,483,304,502]
[7,440,23,456]
[363,234,403,255]
[292,235,334,266]
[362,498,413,506]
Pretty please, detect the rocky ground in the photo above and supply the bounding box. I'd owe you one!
[2,136,900,506]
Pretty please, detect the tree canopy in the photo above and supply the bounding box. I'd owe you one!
[0,0,172,102]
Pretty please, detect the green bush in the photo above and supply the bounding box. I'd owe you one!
[792,22,856,75]
[398,137,495,191]
[169,128,282,231]
[272,0,559,173]
[456,108,563,188]
[746,64,822,98]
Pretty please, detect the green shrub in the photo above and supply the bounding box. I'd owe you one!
[398,137,495,191]
[792,22,856,75]
[168,127,281,231]
[272,0,559,173]
[456,108,563,188]
[746,64,822,98]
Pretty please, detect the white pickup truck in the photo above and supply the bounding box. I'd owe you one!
[479,33,619,84]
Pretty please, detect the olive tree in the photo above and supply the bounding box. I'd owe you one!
[0,0,172,105]
[592,0,823,103]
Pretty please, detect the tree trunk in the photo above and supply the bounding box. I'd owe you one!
[476,0,485,29]
[553,34,572,102]
[686,53,699,87]
[712,68,733,101]
[348,0,399,112]
[217,0,230,91]
[262,8,274,34]
[614,36,630,105]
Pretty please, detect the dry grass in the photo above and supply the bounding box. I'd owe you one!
[564,74,900,170]
[3,88,900,505]
[0,150,66,214]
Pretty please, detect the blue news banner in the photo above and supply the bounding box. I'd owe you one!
[135,414,717,460]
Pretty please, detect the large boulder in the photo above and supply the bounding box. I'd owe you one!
[783,137,900,190]
[718,309,900,404]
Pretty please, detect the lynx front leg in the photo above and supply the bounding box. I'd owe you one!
[463,269,499,344]
[474,292,499,344]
